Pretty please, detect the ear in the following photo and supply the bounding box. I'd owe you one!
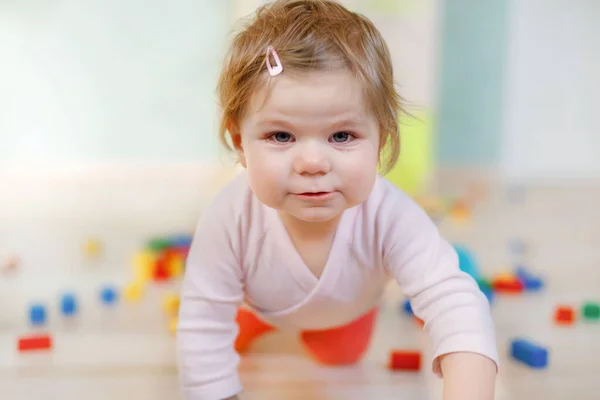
[228,121,247,168]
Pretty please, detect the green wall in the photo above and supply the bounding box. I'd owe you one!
[436,0,509,166]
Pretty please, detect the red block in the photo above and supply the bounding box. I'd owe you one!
[554,306,575,325]
[414,317,424,328]
[18,334,52,352]
[389,350,421,371]
[153,257,170,281]
[492,277,524,293]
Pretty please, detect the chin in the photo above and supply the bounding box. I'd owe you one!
[290,207,344,223]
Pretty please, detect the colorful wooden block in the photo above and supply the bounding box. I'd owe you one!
[492,276,524,293]
[554,306,575,325]
[162,293,181,316]
[389,350,421,371]
[582,303,600,320]
[147,237,171,252]
[153,257,170,281]
[515,266,544,291]
[132,250,157,282]
[510,338,548,368]
[402,299,413,315]
[100,286,119,305]
[84,239,102,257]
[124,281,144,302]
[29,304,47,326]
[18,334,53,352]
[169,317,178,336]
[60,293,78,316]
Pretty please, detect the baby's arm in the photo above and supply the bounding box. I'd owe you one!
[177,202,245,400]
[380,193,498,399]
[440,352,496,400]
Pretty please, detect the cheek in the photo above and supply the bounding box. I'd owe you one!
[336,146,379,197]
[244,144,288,202]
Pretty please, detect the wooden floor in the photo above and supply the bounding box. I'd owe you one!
[1,181,599,399]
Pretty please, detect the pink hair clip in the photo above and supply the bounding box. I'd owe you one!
[265,45,283,77]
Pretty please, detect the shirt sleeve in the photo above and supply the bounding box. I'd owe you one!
[177,195,245,400]
[381,189,499,376]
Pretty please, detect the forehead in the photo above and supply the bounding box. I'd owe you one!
[246,69,373,126]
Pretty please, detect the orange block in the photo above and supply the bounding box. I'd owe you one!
[554,306,575,325]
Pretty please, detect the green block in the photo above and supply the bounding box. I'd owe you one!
[477,278,491,291]
[147,237,170,252]
[582,303,600,320]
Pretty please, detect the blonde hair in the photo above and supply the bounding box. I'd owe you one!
[217,0,403,174]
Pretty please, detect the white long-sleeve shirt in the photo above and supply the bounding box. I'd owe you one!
[177,170,498,400]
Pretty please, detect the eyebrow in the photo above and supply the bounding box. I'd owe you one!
[256,115,365,130]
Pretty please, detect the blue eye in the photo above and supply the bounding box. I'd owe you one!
[331,132,352,143]
[272,132,292,143]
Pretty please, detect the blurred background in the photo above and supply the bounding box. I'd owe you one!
[1,0,599,399]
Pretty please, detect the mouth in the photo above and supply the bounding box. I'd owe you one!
[295,191,335,200]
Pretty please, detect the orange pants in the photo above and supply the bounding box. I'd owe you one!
[234,308,378,365]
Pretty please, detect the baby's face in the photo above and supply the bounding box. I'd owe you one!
[235,69,380,223]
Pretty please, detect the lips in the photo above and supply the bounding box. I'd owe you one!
[295,191,335,200]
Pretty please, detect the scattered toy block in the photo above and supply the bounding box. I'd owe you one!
[132,250,157,282]
[402,299,413,315]
[414,317,424,328]
[515,266,544,291]
[147,237,171,252]
[84,239,102,258]
[389,350,421,371]
[454,244,481,280]
[480,285,495,304]
[582,302,600,321]
[153,257,170,281]
[169,234,193,248]
[18,334,53,352]
[162,293,180,316]
[60,293,78,316]
[492,276,524,293]
[168,256,185,278]
[124,281,144,302]
[29,304,47,326]
[169,317,178,336]
[554,306,575,325]
[510,338,548,368]
[100,286,119,305]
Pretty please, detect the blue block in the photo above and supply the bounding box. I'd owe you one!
[510,338,548,368]
[453,244,481,280]
[100,286,118,305]
[169,234,193,248]
[515,266,544,291]
[60,293,78,316]
[29,304,47,325]
[480,285,495,305]
[402,299,413,315]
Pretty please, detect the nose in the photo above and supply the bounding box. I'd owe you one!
[292,141,331,175]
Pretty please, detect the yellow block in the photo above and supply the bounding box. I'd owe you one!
[163,293,181,316]
[132,250,157,282]
[169,317,178,336]
[168,256,185,278]
[84,239,102,257]
[124,281,144,302]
